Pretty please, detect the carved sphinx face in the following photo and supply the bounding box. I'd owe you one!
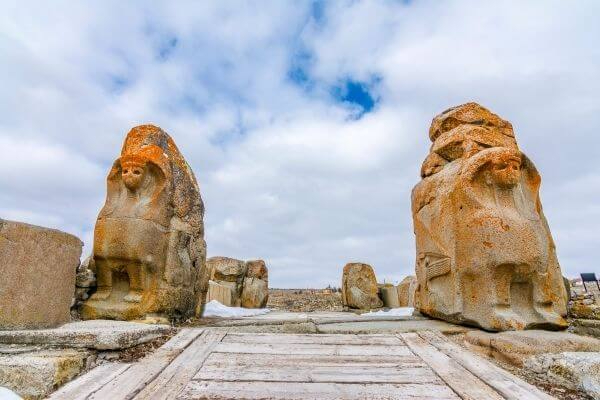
[488,154,521,188]
[121,162,146,192]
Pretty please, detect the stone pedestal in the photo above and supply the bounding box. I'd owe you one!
[0,219,82,329]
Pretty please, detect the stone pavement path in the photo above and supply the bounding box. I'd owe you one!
[48,328,555,400]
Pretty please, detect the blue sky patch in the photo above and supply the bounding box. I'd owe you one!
[331,78,380,117]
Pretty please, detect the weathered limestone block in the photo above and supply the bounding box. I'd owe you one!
[380,285,400,308]
[207,257,247,307]
[412,103,567,331]
[207,281,234,307]
[241,260,269,308]
[341,263,383,310]
[81,125,208,321]
[465,330,600,367]
[397,276,418,307]
[0,320,171,350]
[0,219,82,329]
[525,352,600,400]
[0,348,90,399]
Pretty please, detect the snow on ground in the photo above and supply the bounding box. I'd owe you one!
[360,307,414,317]
[0,387,22,400]
[202,300,271,318]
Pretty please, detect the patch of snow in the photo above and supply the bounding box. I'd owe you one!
[360,307,414,317]
[202,300,270,318]
[0,387,22,400]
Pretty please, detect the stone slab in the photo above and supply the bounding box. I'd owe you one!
[0,219,82,329]
[0,348,90,399]
[0,320,172,350]
[316,319,471,334]
[465,329,600,366]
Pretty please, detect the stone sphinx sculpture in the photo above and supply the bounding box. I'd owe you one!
[412,103,567,331]
[81,125,208,321]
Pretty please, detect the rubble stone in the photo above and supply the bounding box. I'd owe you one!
[525,352,600,400]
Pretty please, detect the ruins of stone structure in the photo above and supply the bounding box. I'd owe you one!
[379,285,400,308]
[206,257,269,308]
[81,125,208,321]
[341,263,383,310]
[0,219,82,329]
[397,276,418,307]
[411,103,568,331]
[241,260,269,308]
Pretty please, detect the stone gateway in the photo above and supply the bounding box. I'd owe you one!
[81,125,208,321]
[411,103,567,331]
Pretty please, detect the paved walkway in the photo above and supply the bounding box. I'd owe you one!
[49,328,554,400]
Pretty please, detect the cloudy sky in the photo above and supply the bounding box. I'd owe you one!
[1,1,599,287]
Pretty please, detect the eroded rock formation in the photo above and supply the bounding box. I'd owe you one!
[81,125,208,321]
[341,263,383,310]
[0,219,82,329]
[412,103,567,331]
[241,260,269,308]
[397,276,418,308]
[206,257,269,308]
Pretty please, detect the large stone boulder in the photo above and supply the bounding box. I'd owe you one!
[81,125,208,321]
[0,219,82,329]
[341,263,383,310]
[412,103,567,331]
[241,260,269,308]
[206,258,269,308]
[207,257,247,307]
[397,276,418,307]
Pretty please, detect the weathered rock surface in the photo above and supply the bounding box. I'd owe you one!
[81,125,208,321]
[207,281,234,307]
[206,258,269,309]
[525,352,600,400]
[0,320,171,350]
[0,219,82,330]
[571,319,600,339]
[0,348,90,399]
[397,276,418,307]
[412,103,567,331]
[465,329,600,366]
[379,285,400,308]
[341,263,383,310]
[208,257,247,307]
[241,260,269,309]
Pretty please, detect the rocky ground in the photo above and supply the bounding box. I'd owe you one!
[266,288,344,312]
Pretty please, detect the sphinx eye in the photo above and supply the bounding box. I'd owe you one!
[133,170,141,175]
[123,169,129,174]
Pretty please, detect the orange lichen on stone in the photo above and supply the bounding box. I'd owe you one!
[412,103,567,331]
[81,125,208,321]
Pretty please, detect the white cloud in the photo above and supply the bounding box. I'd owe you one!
[1,1,599,286]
